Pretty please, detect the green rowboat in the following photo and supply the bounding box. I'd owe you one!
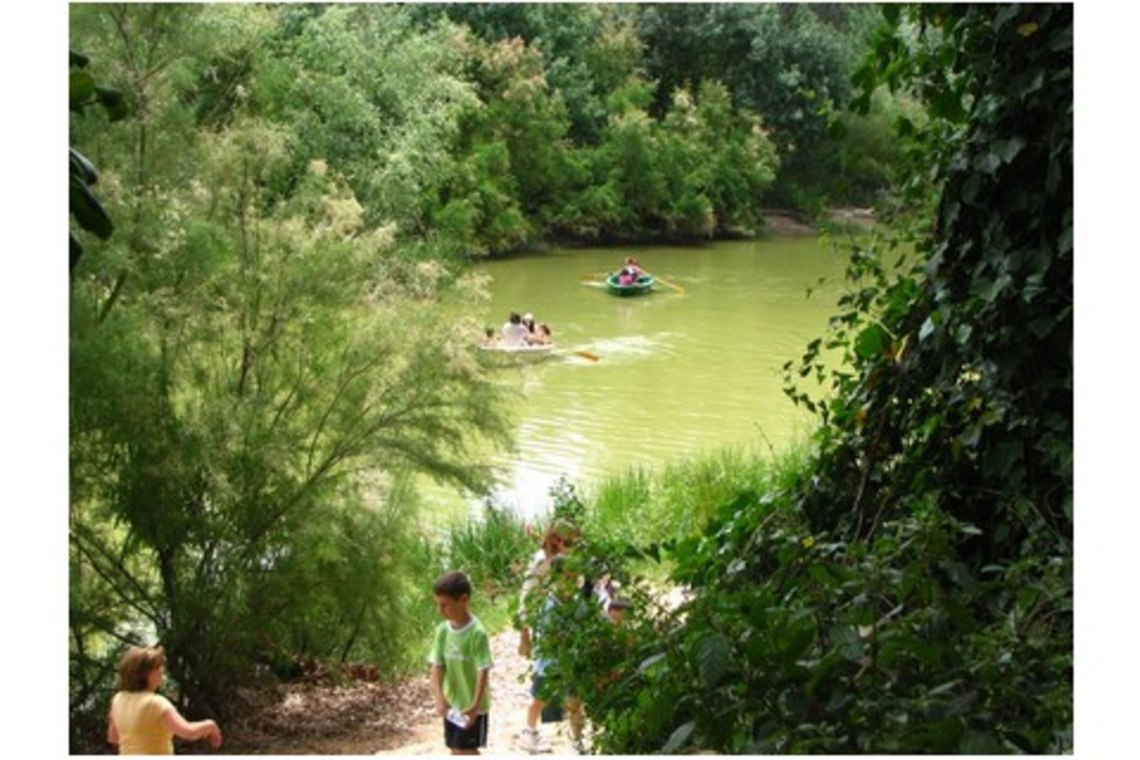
[605,272,655,296]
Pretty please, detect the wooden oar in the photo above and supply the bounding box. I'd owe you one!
[651,275,685,294]
[569,349,600,361]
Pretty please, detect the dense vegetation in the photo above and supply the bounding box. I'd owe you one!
[539,4,1073,753]
[68,3,1070,755]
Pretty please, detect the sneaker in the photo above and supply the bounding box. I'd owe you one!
[513,727,548,754]
[571,737,588,755]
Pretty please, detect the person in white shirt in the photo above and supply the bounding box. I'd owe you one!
[500,312,530,347]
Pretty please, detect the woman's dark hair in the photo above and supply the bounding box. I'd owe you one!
[117,645,165,692]
[433,570,473,599]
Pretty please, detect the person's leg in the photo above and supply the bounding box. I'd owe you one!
[526,697,544,730]
[515,676,547,753]
[566,697,584,741]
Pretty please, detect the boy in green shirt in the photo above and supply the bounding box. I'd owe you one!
[429,571,494,755]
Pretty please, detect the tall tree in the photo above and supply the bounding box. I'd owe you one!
[70,3,513,731]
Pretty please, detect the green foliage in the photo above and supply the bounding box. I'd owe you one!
[637,3,883,208]
[540,4,1072,754]
[69,9,517,737]
[255,5,481,235]
[69,50,127,270]
[65,4,965,750]
[437,501,535,602]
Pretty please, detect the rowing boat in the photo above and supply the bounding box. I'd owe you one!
[477,342,558,365]
[605,272,655,296]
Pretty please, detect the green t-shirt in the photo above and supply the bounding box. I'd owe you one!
[428,615,493,713]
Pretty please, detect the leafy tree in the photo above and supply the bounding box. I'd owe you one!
[637,3,882,208]
[69,5,515,740]
[253,4,480,237]
[414,2,642,144]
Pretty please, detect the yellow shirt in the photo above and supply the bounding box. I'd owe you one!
[111,691,175,754]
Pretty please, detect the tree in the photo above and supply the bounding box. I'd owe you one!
[70,5,514,735]
[637,3,882,208]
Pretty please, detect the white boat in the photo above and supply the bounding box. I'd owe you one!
[477,342,558,364]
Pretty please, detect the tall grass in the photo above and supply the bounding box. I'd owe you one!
[582,443,813,550]
[422,445,816,636]
[432,500,536,626]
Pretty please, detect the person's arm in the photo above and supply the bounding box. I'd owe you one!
[517,554,544,656]
[106,708,120,747]
[430,663,448,717]
[160,705,223,748]
[464,667,491,725]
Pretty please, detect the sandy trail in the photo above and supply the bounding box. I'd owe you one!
[375,629,576,756]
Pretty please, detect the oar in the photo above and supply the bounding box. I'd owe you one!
[651,275,685,294]
[569,349,600,361]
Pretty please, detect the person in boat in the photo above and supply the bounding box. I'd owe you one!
[482,327,499,347]
[528,323,552,345]
[500,311,530,347]
[617,256,642,285]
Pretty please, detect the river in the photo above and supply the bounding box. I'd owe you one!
[432,235,852,521]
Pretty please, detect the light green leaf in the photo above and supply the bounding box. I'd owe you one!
[661,721,696,754]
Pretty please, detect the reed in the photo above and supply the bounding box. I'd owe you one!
[583,444,813,549]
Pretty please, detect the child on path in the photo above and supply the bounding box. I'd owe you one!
[517,519,580,658]
[106,645,223,754]
[517,555,589,754]
[429,571,494,755]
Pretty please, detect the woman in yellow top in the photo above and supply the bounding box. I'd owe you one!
[107,645,223,754]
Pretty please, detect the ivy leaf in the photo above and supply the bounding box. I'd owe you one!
[638,653,667,674]
[70,176,114,239]
[661,721,696,754]
[959,730,1006,754]
[919,315,938,342]
[993,137,1026,164]
[697,632,732,688]
[70,69,97,110]
[97,86,129,121]
[854,323,889,360]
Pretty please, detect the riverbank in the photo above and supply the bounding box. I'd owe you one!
[761,207,878,235]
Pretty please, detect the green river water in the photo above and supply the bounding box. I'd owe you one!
[433,235,852,520]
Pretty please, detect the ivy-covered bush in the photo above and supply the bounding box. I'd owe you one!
[544,5,1072,753]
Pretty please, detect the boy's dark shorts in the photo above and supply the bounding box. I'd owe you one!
[443,713,489,750]
[531,674,570,722]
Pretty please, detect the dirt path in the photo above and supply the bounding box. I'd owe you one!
[225,628,576,755]
[375,629,575,756]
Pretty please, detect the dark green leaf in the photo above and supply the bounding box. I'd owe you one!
[70,179,114,239]
[854,323,889,360]
[697,633,732,688]
[70,70,97,109]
